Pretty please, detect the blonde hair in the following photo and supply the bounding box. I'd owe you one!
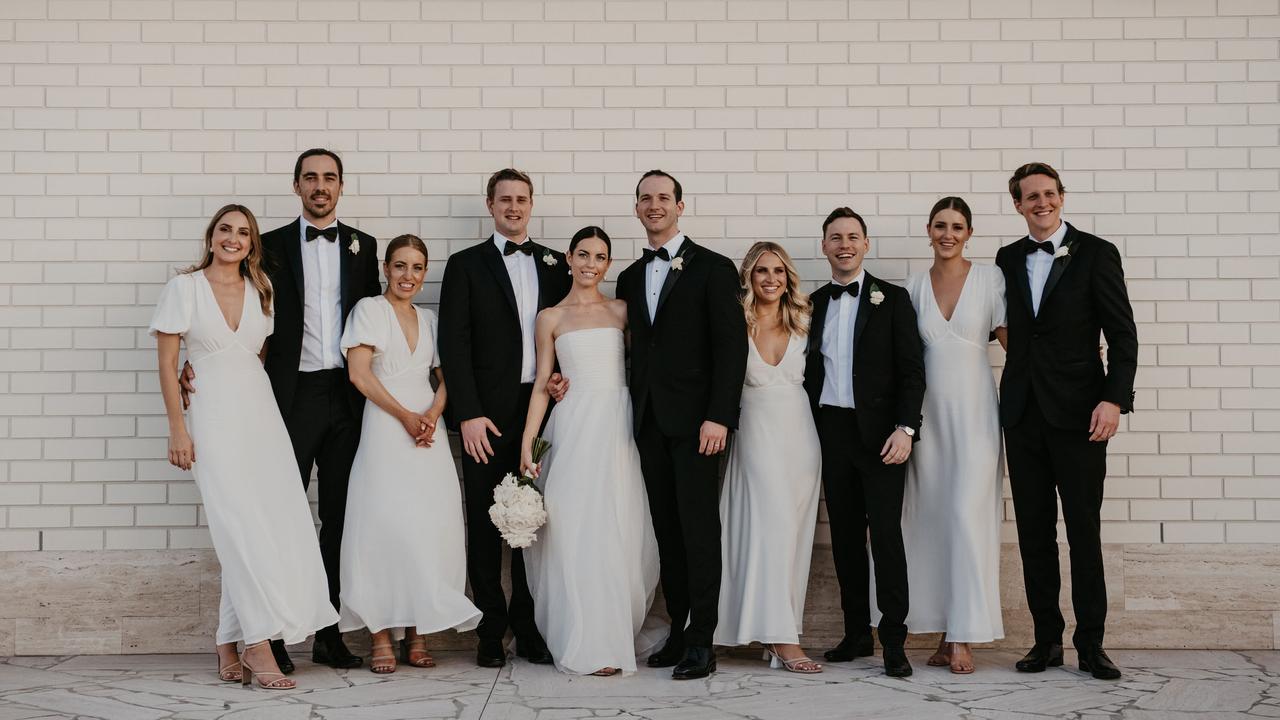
[738,241,810,338]
[184,204,273,316]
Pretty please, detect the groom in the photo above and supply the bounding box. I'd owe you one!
[997,162,1137,680]
[803,207,925,678]
[437,169,570,668]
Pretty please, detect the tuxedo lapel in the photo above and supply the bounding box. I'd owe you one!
[337,221,356,320]
[808,284,831,355]
[1038,223,1077,313]
[851,273,874,355]
[653,238,694,322]
[533,244,561,311]
[628,260,652,329]
[283,218,305,305]
[1013,240,1035,317]
[480,236,520,318]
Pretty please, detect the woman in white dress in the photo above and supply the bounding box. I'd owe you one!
[714,242,823,674]
[338,235,481,673]
[901,197,1008,674]
[154,204,338,690]
[520,226,661,677]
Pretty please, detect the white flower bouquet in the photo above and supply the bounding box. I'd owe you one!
[488,437,550,549]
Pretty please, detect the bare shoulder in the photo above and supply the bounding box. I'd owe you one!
[607,298,628,324]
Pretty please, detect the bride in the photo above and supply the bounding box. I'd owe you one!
[520,226,661,676]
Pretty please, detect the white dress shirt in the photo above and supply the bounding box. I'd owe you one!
[1025,220,1068,316]
[299,218,343,372]
[819,270,865,409]
[494,232,540,383]
[644,233,686,322]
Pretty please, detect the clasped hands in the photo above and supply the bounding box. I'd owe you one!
[400,409,440,448]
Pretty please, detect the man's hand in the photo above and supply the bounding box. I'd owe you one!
[460,416,501,464]
[178,362,196,409]
[1089,401,1121,442]
[547,372,570,402]
[880,428,913,465]
[698,421,729,456]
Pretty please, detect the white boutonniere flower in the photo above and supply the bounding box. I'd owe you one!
[1053,244,1069,259]
[541,250,557,266]
[670,256,684,272]
[349,233,360,255]
[869,283,885,306]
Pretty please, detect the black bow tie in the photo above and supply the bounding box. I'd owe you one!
[305,225,338,242]
[504,240,534,256]
[641,246,671,264]
[1026,239,1055,255]
[835,281,860,299]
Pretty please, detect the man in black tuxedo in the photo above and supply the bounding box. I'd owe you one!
[437,169,570,668]
[996,163,1137,680]
[613,170,747,680]
[802,207,925,678]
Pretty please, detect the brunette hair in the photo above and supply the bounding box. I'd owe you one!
[1008,162,1065,201]
[185,204,272,315]
[569,226,611,257]
[383,233,428,264]
[293,148,343,184]
[822,206,868,236]
[738,241,810,338]
[635,169,683,202]
[927,196,973,228]
[486,168,534,201]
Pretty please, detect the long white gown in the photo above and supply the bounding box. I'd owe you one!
[524,327,662,675]
[149,271,338,646]
[337,296,481,637]
[714,333,822,647]
[899,264,1006,643]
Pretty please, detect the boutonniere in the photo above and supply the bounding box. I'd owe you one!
[348,233,360,255]
[670,256,685,272]
[1053,242,1071,260]
[869,283,885,306]
[541,250,557,267]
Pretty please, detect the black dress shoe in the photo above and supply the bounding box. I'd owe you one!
[515,638,553,665]
[883,646,913,678]
[646,638,685,668]
[1015,642,1064,673]
[312,635,363,669]
[269,639,295,675]
[672,646,716,680]
[1077,646,1122,680]
[476,638,506,668]
[823,635,875,662]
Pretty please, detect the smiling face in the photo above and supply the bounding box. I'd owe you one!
[487,178,533,241]
[750,251,788,307]
[635,174,684,243]
[822,216,870,283]
[1013,173,1064,241]
[383,245,426,302]
[208,210,254,268]
[293,154,342,225]
[927,208,973,262]
[567,235,610,289]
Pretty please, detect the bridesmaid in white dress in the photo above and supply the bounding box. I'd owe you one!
[338,235,481,673]
[901,197,1008,674]
[520,227,661,677]
[154,205,338,690]
[714,242,823,674]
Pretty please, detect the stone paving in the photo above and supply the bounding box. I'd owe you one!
[0,649,1277,719]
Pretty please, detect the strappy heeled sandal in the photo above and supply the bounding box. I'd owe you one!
[217,657,242,682]
[370,641,398,674]
[765,644,822,674]
[948,642,975,675]
[404,636,435,668]
[241,641,295,689]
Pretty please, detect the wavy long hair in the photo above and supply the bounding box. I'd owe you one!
[738,241,810,338]
[184,204,272,315]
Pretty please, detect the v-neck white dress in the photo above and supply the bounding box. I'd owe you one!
[149,272,338,646]
[337,296,480,637]
[899,264,1007,643]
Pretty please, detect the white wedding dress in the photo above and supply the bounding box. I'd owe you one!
[715,333,822,647]
[337,296,481,637]
[149,272,337,646]
[523,327,662,674]
[898,264,1006,643]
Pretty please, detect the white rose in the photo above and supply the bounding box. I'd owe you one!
[869,289,885,306]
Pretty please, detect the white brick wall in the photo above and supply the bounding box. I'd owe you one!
[1,0,1278,551]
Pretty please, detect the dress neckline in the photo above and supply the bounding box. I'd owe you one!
[381,296,424,356]
[198,270,249,335]
[927,264,973,324]
[749,332,796,368]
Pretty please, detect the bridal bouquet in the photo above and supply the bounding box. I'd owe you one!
[488,437,550,549]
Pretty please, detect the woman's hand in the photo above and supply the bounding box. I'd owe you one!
[168,427,195,470]
[416,410,441,447]
[519,443,539,478]
[398,410,429,442]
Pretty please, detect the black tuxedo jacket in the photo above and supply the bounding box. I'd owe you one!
[615,238,747,437]
[437,237,573,431]
[995,222,1138,431]
[261,218,381,418]
[803,273,926,449]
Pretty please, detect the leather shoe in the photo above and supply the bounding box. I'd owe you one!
[646,638,685,668]
[823,635,875,662]
[672,646,716,680]
[312,635,363,669]
[269,639,294,675]
[476,638,506,668]
[1077,645,1122,680]
[883,646,912,678]
[1015,643,1064,673]
[515,638,553,665]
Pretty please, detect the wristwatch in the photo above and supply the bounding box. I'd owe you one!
[895,424,915,437]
